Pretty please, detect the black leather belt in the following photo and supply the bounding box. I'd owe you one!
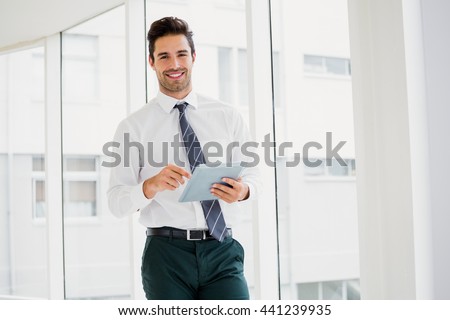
[146,227,232,241]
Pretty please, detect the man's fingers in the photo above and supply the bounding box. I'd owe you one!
[167,163,191,178]
[213,178,248,202]
[222,178,236,188]
[146,164,192,196]
[158,164,191,188]
[165,169,187,185]
[212,183,234,194]
[211,188,234,203]
[164,179,178,190]
[211,184,240,201]
[214,178,242,194]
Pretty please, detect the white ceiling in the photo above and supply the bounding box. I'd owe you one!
[0,0,123,50]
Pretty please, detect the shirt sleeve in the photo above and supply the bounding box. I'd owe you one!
[230,109,262,201]
[107,119,152,218]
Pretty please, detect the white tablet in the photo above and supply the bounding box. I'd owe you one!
[178,163,244,202]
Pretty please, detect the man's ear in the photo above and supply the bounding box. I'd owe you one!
[148,55,155,69]
[192,52,196,63]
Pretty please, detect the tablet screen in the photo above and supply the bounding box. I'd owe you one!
[178,163,243,202]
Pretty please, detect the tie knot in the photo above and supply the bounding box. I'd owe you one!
[174,102,189,113]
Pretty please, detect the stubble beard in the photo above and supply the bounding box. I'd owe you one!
[159,69,192,94]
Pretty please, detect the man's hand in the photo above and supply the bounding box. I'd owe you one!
[210,177,249,204]
[143,164,191,199]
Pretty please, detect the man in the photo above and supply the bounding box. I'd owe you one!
[107,17,260,300]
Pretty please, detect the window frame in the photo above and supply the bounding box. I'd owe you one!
[303,54,352,79]
[62,155,101,223]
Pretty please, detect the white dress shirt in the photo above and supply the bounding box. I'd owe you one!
[107,91,261,229]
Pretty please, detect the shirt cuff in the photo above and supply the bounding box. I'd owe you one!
[131,180,152,211]
[240,182,255,202]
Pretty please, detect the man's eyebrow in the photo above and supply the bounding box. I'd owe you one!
[156,49,189,57]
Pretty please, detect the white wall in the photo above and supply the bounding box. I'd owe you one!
[420,0,450,300]
[348,0,450,299]
[348,0,420,299]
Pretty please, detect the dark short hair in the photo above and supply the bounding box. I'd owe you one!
[147,17,195,62]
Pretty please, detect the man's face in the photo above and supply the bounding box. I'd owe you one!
[149,34,196,99]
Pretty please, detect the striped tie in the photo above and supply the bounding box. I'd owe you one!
[175,102,227,242]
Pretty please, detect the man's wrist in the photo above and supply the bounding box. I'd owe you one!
[238,184,250,201]
[143,179,157,199]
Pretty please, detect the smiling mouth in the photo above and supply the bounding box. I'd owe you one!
[165,71,185,80]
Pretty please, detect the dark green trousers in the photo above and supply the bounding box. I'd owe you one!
[141,234,249,300]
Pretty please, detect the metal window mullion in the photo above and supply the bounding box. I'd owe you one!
[6,50,16,296]
[232,47,238,107]
[342,280,347,300]
[125,0,148,300]
[245,0,280,300]
[318,282,323,300]
[45,33,65,299]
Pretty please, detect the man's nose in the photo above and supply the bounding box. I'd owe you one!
[169,57,181,69]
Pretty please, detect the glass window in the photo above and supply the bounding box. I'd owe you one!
[297,282,319,300]
[218,47,233,104]
[62,5,131,299]
[64,181,97,218]
[32,156,45,172]
[62,34,99,103]
[304,159,326,176]
[145,0,255,297]
[297,280,360,300]
[33,180,46,219]
[349,159,356,176]
[346,279,361,300]
[271,0,360,299]
[328,158,349,176]
[0,47,48,298]
[304,158,356,178]
[322,280,344,299]
[238,48,248,106]
[304,55,326,73]
[66,157,96,172]
[32,52,45,102]
[304,54,351,76]
[32,155,46,220]
[217,47,249,107]
[326,57,350,75]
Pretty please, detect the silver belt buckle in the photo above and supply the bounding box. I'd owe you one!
[186,229,206,241]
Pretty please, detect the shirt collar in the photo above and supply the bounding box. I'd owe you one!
[156,90,198,113]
